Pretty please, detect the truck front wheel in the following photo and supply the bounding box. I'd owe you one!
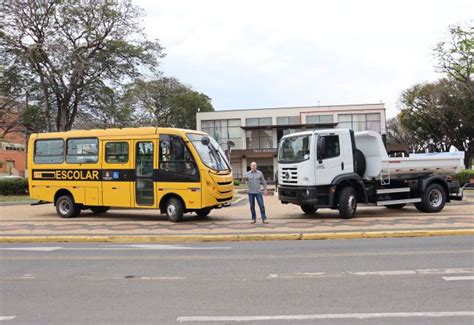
[338,187,357,219]
[416,183,446,213]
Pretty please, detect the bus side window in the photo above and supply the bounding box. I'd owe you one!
[105,142,129,164]
[159,135,197,176]
[34,139,64,164]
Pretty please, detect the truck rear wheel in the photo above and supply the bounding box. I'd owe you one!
[301,205,317,214]
[56,195,81,218]
[416,183,446,213]
[166,197,184,222]
[338,187,357,219]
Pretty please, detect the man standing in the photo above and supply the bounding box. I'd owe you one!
[242,161,268,224]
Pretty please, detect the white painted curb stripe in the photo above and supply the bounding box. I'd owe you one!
[0,316,16,321]
[177,311,474,322]
[442,276,474,281]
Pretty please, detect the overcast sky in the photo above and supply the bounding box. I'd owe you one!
[135,0,473,117]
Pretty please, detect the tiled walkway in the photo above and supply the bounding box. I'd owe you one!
[1,195,472,237]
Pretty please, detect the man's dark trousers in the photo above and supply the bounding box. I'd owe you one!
[248,192,267,221]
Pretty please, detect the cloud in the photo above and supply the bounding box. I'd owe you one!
[135,0,473,117]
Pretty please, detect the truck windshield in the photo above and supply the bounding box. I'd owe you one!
[278,135,311,163]
[187,133,230,172]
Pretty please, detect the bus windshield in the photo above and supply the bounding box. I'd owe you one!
[187,133,230,172]
[278,134,311,163]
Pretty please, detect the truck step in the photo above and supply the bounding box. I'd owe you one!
[376,198,421,206]
[376,187,411,194]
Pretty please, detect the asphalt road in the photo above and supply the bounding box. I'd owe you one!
[1,236,473,324]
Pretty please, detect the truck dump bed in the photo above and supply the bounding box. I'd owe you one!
[355,131,465,180]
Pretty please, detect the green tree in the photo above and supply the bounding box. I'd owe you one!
[170,89,214,130]
[435,24,473,83]
[1,0,163,132]
[125,78,213,129]
[399,24,473,168]
[386,115,423,153]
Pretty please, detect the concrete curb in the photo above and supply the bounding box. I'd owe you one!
[0,229,473,243]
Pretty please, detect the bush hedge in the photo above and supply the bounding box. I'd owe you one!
[0,178,29,195]
[234,179,241,186]
[454,169,474,185]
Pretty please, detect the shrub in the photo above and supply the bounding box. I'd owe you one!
[454,169,474,185]
[233,179,241,186]
[0,178,29,195]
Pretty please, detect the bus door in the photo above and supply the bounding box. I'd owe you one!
[101,140,132,207]
[156,134,201,210]
[133,140,156,208]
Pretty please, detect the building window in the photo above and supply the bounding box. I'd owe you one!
[277,116,299,125]
[337,113,381,133]
[246,129,273,149]
[66,138,99,164]
[34,139,64,164]
[306,115,334,124]
[105,142,129,163]
[231,161,242,179]
[246,117,272,126]
[201,119,242,149]
[277,127,303,144]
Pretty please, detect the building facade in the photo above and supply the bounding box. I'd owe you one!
[196,103,387,181]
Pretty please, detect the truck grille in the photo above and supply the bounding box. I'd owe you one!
[280,167,298,184]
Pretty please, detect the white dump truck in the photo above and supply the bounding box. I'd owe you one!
[277,129,464,218]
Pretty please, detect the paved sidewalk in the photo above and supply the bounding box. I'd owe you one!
[0,195,473,239]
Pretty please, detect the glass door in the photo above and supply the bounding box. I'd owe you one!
[135,141,155,206]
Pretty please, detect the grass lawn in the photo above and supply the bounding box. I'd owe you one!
[0,195,33,203]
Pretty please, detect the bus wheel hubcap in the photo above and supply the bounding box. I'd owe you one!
[167,205,176,217]
[59,200,70,215]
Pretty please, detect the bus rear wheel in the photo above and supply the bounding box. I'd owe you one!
[56,195,81,218]
[196,208,212,218]
[90,206,110,214]
[166,197,184,222]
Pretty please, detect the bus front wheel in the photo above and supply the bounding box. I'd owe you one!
[166,197,184,222]
[56,195,81,218]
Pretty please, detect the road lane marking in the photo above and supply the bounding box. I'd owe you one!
[177,311,474,322]
[0,245,231,252]
[112,276,186,280]
[0,246,62,251]
[442,276,474,281]
[116,244,231,250]
[1,274,35,280]
[268,268,474,279]
[0,316,15,321]
[0,249,471,260]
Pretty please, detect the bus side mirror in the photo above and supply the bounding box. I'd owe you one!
[317,137,325,162]
[201,136,210,145]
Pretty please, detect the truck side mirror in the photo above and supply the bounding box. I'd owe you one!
[317,137,325,162]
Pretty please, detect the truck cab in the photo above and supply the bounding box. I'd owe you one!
[278,129,463,218]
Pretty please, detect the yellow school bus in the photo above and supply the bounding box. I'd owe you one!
[28,127,234,222]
